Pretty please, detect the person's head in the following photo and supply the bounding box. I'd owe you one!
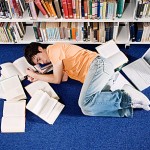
[24,42,50,65]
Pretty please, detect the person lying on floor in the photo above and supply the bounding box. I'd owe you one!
[24,42,150,117]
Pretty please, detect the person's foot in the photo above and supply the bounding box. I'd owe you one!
[122,84,150,111]
[132,104,150,111]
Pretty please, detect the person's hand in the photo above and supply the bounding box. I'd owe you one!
[27,76,38,82]
[62,72,68,82]
[26,68,38,82]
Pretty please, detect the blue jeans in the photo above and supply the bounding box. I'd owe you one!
[78,56,133,117]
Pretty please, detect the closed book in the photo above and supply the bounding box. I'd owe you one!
[34,0,48,18]
[89,0,92,18]
[135,0,142,19]
[84,0,88,19]
[72,0,76,18]
[135,22,143,42]
[54,0,62,18]
[116,0,125,18]
[105,23,110,41]
[41,0,51,17]
[62,0,68,18]
[4,0,12,18]
[67,0,73,18]
[97,0,100,19]
[33,22,40,41]
[75,0,79,18]
[71,22,76,40]
[129,22,135,41]
[29,1,38,19]
[15,0,23,17]
[49,0,57,18]
[81,0,85,18]
[139,2,145,18]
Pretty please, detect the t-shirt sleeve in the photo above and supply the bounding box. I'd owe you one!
[46,44,66,65]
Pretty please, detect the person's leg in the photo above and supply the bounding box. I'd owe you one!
[78,56,133,117]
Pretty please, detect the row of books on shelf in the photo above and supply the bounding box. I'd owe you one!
[135,0,150,19]
[0,22,26,43]
[0,22,150,43]
[130,22,150,42]
[1,0,149,20]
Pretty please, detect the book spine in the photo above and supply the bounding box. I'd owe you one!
[75,0,79,18]
[15,0,23,18]
[49,1,57,18]
[95,0,97,19]
[54,0,62,18]
[62,0,69,19]
[72,0,76,18]
[81,0,85,18]
[116,0,124,18]
[41,0,51,17]
[92,0,95,19]
[29,1,38,19]
[34,0,48,18]
[97,0,100,19]
[67,0,73,18]
[4,0,12,18]
[84,0,88,19]
[33,23,40,41]
[89,0,92,19]
[79,0,81,19]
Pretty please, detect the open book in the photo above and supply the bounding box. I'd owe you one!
[122,48,150,91]
[0,75,5,99]
[1,100,26,133]
[95,40,128,70]
[25,80,59,100]
[0,57,35,80]
[0,75,26,101]
[26,90,64,125]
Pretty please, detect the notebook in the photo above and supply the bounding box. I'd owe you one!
[122,48,150,91]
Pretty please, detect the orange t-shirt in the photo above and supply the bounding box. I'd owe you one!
[46,43,98,83]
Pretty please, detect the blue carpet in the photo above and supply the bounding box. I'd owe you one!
[0,44,150,150]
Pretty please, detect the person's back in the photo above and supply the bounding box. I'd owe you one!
[46,43,98,83]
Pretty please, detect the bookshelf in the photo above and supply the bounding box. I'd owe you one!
[0,0,149,45]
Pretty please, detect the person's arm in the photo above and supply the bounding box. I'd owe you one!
[26,60,64,84]
[62,71,68,82]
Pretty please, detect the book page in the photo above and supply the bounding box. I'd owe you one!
[46,102,65,125]
[143,48,150,65]
[1,116,25,133]
[26,90,50,115]
[40,97,58,119]
[1,63,24,80]
[13,57,36,77]
[0,76,26,101]
[95,40,121,58]
[108,52,128,69]
[0,75,5,99]
[110,72,133,91]
[3,100,26,117]
[25,81,59,100]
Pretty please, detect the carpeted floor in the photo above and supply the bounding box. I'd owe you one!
[0,44,150,150]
